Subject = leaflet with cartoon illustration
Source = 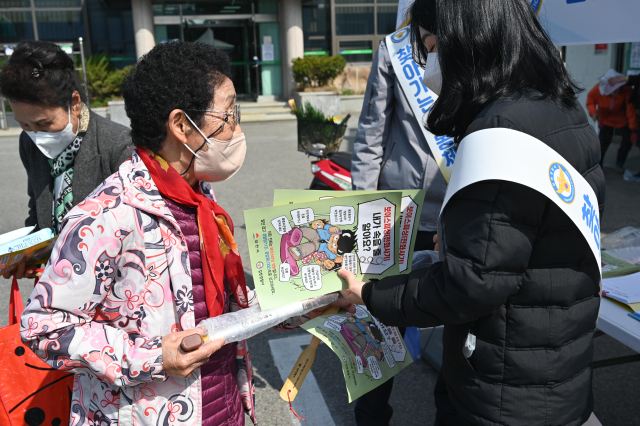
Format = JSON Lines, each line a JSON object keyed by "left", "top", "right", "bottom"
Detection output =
{"left": 273, "top": 189, "right": 425, "bottom": 274}
{"left": 244, "top": 192, "right": 403, "bottom": 310}
{"left": 301, "top": 304, "right": 413, "bottom": 402}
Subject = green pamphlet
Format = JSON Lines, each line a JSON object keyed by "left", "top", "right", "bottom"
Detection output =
{"left": 602, "top": 252, "right": 640, "bottom": 279}
{"left": 301, "top": 305, "right": 413, "bottom": 402}
{"left": 244, "top": 192, "right": 403, "bottom": 310}
{"left": 273, "top": 189, "right": 425, "bottom": 274}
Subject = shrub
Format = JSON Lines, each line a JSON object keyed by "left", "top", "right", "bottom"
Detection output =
{"left": 85, "top": 52, "right": 133, "bottom": 107}
{"left": 295, "top": 101, "right": 333, "bottom": 122}
{"left": 292, "top": 55, "right": 347, "bottom": 90}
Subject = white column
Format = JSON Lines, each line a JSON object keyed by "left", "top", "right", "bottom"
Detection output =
{"left": 279, "top": 0, "right": 304, "bottom": 99}
{"left": 131, "top": 0, "right": 156, "bottom": 60}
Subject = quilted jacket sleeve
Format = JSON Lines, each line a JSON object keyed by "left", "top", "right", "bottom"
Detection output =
{"left": 363, "top": 179, "right": 546, "bottom": 327}
{"left": 362, "top": 114, "right": 549, "bottom": 328}
{"left": 20, "top": 187, "right": 166, "bottom": 387}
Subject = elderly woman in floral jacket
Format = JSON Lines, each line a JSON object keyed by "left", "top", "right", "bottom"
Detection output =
{"left": 20, "top": 41, "right": 349, "bottom": 426}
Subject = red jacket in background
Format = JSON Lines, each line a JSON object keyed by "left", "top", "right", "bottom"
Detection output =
{"left": 586, "top": 84, "right": 638, "bottom": 130}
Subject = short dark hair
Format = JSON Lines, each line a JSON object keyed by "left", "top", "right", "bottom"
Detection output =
{"left": 368, "top": 321, "right": 384, "bottom": 343}
{"left": 411, "top": 0, "right": 582, "bottom": 143}
{"left": 337, "top": 229, "right": 357, "bottom": 255}
{"left": 0, "top": 40, "right": 85, "bottom": 107}
{"left": 122, "top": 41, "right": 232, "bottom": 152}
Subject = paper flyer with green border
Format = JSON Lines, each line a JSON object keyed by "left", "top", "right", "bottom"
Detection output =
{"left": 244, "top": 192, "right": 403, "bottom": 310}
{"left": 301, "top": 305, "right": 413, "bottom": 402}
{"left": 601, "top": 252, "right": 640, "bottom": 279}
{"left": 273, "top": 189, "right": 426, "bottom": 274}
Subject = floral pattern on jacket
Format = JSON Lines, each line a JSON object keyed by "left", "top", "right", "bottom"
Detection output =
{"left": 20, "top": 151, "right": 308, "bottom": 426}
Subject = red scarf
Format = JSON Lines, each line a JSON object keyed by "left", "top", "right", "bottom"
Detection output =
{"left": 137, "top": 148, "right": 249, "bottom": 318}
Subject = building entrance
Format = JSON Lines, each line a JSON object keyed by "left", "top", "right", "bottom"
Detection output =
{"left": 183, "top": 18, "right": 258, "bottom": 98}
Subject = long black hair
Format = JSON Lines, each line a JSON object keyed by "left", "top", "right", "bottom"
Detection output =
{"left": 410, "top": 0, "right": 582, "bottom": 143}
{"left": 409, "top": 0, "right": 437, "bottom": 68}
{"left": 0, "top": 40, "right": 86, "bottom": 107}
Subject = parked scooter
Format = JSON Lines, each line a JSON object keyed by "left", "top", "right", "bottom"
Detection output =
{"left": 309, "top": 151, "right": 352, "bottom": 190}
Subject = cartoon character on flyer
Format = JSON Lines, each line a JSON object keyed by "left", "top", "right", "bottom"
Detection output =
{"left": 280, "top": 219, "right": 356, "bottom": 275}
{"left": 339, "top": 315, "right": 384, "bottom": 368}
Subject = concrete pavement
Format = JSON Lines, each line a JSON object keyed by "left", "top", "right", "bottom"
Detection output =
{"left": 0, "top": 121, "right": 639, "bottom": 425}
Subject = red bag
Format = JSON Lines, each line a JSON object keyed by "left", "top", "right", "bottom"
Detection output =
{"left": 0, "top": 276, "right": 73, "bottom": 426}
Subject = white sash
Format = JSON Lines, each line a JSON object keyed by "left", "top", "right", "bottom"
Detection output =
{"left": 440, "top": 128, "right": 602, "bottom": 273}
{"left": 386, "top": 27, "right": 456, "bottom": 182}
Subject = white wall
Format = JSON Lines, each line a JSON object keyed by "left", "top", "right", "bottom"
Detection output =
{"left": 565, "top": 45, "right": 616, "bottom": 128}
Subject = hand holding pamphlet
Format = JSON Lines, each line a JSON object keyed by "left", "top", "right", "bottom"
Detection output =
{"left": 0, "top": 226, "right": 57, "bottom": 276}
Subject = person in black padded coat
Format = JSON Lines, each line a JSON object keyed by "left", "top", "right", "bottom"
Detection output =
{"left": 339, "top": 0, "right": 605, "bottom": 425}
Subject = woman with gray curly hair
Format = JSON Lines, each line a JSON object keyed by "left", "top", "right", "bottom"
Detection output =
{"left": 20, "top": 41, "right": 351, "bottom": 426}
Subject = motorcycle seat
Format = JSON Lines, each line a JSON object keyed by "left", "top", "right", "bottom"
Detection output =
{"left": 327, "top": 151, "right": 352, "bottom": 172}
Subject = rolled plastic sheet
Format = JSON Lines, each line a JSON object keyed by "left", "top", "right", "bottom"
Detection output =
{"left": 198, "top": 292, "right": 340, "bottom": 344}
{"left": 198, "top": 251, "right": 440, "bottom": 344}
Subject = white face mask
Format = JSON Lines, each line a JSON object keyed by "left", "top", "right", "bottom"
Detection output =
{"left": 422, "top": 52, "right": 443, "bottom": 96}
{"left": 26, "top": 106, "right": 78, "bottom": 159}
{"left": 183, "top": 111, "right": 247, "bottom": 182}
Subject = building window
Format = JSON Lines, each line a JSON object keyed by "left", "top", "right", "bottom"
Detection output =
{"left": 87, "top": 0, "right": 135, "bottom": 65}
{"left": 339, "top": 39, "right": 372, "bottom": 62}
{"left": 0, "top": 0, "right": 85, "bottom": 50}
{"left": 303, "top": 0, "right": 331, "bottom": 55}
{"left": 0, "top": 11, "right": 34, "bottom": 42}
{"left": 34, "top": 0, "right": 82, "bottom": 7}
{"left": 335, "top": 6, "right": 374, "bottom": 36}
{"left": 377, "top": 5, "right": 397, "bottom": 35}
{"left": 36, "top": 10, "right": 84, "bottom": 41}
{"left": 332, "top": 0, "right": 401, "bottom": 62}
{"left": 0, "top": 0, "right": 31, "bottom": 7}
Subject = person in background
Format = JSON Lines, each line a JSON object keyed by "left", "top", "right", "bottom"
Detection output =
{"left": 351, "top": 20, "right": 446, "bottom": 254}
{"left": 609, "top": 74, "right": 640, "bottom": 113}
{"left": 349, "top": 3, "right": 451, "bottom": 425}
{"left": 0, "top": 40, "right": 131, "bottom": 279}
{"left": 340, "top": 0, "right": 604, "bottom": 424}
{"left": 586, "top": 81, "right": 638, "bottom": 169}
{"left": 610, "top": 73, "right": 640, "bottom": 129}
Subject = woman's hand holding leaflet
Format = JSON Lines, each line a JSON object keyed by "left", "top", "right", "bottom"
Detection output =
{"left": 2, "top": 262, "right": 44, "bottom": 279}
{"left": 162, "top": 327, "right": 226, "bottom": 378}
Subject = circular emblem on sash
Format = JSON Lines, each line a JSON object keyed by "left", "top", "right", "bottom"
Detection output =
{"left": 549, "top": 162, "right": 575, "bottom": 204}
{"left": 390, "top": 28, "right": 409, "bottom": 43}
{"left": 530, "top": 0, "right": 543, "bottom": 16}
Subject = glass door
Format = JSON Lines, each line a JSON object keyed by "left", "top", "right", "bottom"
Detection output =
{"left": 182, "top": 18, "right": 257, "bottom": 98}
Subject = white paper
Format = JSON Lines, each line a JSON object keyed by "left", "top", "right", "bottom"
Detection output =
{"left": 261, "top": 44, "right": 275, "bottom": 62}
{"left": 598, "top": 69, "right": 626, "bottom": 96}
{"left": 0, "top": 226, "right": 35, "bottom": 246}
{"left": 603, "top": 272, "right": 640, "bottom": 304}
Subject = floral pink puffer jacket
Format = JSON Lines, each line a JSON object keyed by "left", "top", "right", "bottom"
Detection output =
{"left": 20, "top": 152, "right": 303, "bottom": 425}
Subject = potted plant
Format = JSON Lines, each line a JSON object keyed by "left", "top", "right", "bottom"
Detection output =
{"left": 293, "top": 101, "right": 350, "bottom": 156}
{"left": 291, "top": 55, "right": 346, "bottom": 119}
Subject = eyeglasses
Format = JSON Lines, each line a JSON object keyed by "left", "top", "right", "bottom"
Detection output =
{"left": 196, "top": 104, "right": 241, "bottom": 126}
